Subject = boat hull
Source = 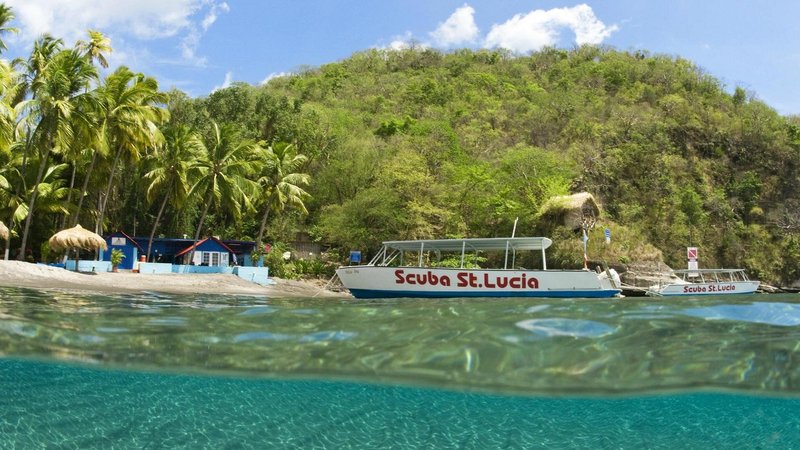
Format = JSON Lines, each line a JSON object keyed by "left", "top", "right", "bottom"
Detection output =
{"left": 650, "top": 281, "right": 760, "bottom": 296}
{"left": 336, "top": 266, "right": 620, "bottom": 299}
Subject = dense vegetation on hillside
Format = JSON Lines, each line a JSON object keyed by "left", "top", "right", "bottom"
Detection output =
{"left": 2, "top": 3, "right": 800, "bottom": 284}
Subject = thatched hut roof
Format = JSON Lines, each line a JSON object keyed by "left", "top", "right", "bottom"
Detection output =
{"left": 0, "top": 221, "right": 7, "bottom": 241}
{"left": 48, "top": 224, "right": 108, "bottom": 252}
{"left": 538, "top": 192, "right": 601, "bottom": 231}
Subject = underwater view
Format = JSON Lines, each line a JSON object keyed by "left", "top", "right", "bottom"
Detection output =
{"left": 1, "top": 287, "right": 799, "bottom": 448}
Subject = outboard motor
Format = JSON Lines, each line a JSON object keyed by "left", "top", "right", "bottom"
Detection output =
{"left": 608, "top": 268, "right": 621, "bottom": 289}
{"left": 597, "top": 267, "right": 621, "bottom": 291}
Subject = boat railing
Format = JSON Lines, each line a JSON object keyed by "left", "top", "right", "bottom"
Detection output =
{"left": 368, "top": 249, "right": 535, "bottom": 270}
{"left": 367, "top": 247, "right": 384, "bottom": 266}
{"left": 363, "top": 237, "right": 554, "bottom": 271}
{"left": 672, "top": 268, "right": 750, "bottom": 283}
{"left": 377, "top": 249, "right": 401, "bottom": 267}
{"left": 368, "top": 247, "right": 403, "bottom": 267}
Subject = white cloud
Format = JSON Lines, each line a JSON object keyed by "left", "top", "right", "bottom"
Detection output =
{"left": 212, "top": 71, "right": 233, "bottom": 92}
{"left": 385, "top": 31, "right": 414, "bottom": 51}
{"left": 379, "top": 31, "right": 430, "bottom": 51}
{"left": 261, "top": 72, "right": 291, "bottom": 84}
{"left": 380, "top": 4, "right": 615, "bottom": 54}
{"left": 180, "top": 26, "right": 207, "bottom": 66}
{"left": 430, "top": 4, "right": 479, "bottom": 47}
{"left": 202, "top": 1, "right": 230, "bottom": 31}
{"left": 484, "top": 4, "right": 617, "bottom": 53}
{"left": 5, "top": 0, "right": 229, "bottom": 66}
{"left": 388, "top": 40, "right": 411, "bottom": 51}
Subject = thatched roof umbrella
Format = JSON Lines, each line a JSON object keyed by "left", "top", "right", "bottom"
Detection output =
{"left": 49, "top": 224, "right": 108, "bottom": 271}
{"left": 538, "top": 192, "right": 601, "bottom": 231}
{"left": 538, "top": 192, "right": 603, "bottom": 270}
{"left": 0, "top": 221, "right": 8, "bottom": 241}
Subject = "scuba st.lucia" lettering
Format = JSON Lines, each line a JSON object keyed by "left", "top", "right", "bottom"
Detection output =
{"left": 394, "top": 270, "right": 539, "bottom": 289}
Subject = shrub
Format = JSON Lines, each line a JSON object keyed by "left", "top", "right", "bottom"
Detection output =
{"left": 110, "top": 249, "right": 125, "bottom": 267}
{"left": 262, "top": 243, "right": 294, "bottom": 278}
{"left": 292, "top": 257, "right": 337, "bottom": 278}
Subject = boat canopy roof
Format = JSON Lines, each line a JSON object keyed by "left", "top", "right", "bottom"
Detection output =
{"left": 672, "top": 268, "right": 747, "bottom": 274}
{"left": 381, "top": 237, "right": 553, "bottom": 252}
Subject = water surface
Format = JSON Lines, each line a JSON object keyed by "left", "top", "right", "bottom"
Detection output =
{"left": 1, "top": 287, "right": 799, "bottom": 448}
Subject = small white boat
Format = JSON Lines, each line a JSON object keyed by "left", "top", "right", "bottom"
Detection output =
{"left": 646, "top": 268, "right": 760, "bottom": 296}
{"left": 335, "top": 237, "right": 621, "bottom": 299}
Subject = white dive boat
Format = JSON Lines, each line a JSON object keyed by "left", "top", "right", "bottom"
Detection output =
{"left": 336, "top": 237, "right": 621, "bottom": 299}
{"left": 647, "top": 268, "right": 760, "bottom": 296}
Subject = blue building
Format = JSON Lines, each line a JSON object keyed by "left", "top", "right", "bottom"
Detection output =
{"left": 174, "top": 237, "right": 238, "bottom": 266}
{"left": 102, "top": 233, "right": 256, "bottom": 269}
{"left": 104, "top": 231, "right": 144, "bottom": 270}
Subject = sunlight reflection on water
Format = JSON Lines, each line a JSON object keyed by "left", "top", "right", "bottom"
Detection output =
{"left": 515, "top": 318, "right": 616, "bottom": 338}
{"left": 681, "top": 302, "right": 800, "bottom": 326}
{"left": 1, "top": 287, "right": 799, "bottom": 396}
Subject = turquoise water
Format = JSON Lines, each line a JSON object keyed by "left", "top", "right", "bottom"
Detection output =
{"left": 1, "top": 287, "right": 799, "bottom": 448}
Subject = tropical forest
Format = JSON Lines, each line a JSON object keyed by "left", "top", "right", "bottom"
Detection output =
{"left": 1, "top": 4, "right": 800, "bottom": 286}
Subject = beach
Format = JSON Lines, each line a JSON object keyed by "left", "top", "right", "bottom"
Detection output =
{"left": 0, "top": 260, "right": 346, "bottom": 297}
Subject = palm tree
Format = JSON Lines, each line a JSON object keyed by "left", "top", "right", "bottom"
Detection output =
{"left": 0, "top": 57, "right": 19, "bottom": 259}
{"left": 254, "top": 142, "right": 311, "bottom": 251}
{"left": 0, "top": 4, "right": 18, "bottom": 54}
{"left": 62, "top": 122, "right": 101, "bottom": 228}
{"left": 60, "top": 30, "right": 112, "bottom": 228}
{"left": 143, "top": 125, "right": 202, "bottom": 260}
{"left": 15, "top": 45, "right": 97, "bottom": 260}
{"left": 0, "top": 152, "right": 72, "bottom": 260}
{"left": 16, "top": 35, "right": 63, "bottom": 179}
{"left": 76, "top": 30, "right": 112, "bottom": 69}
{"left": 0, "top": 150, "right": 24, "bottom": 260}
{"left": 24, "top": 162, "right": 72, "bottom": 217}
{"left": 20, "top": 35, "right": 63, "bottom": 88}
{"left": 0, "top": 53, "right": 21, "bottom": 157}
{"left": 186, "top": 122, "right": 258, "bottom": 264}
{"left": 94, "top": 66, "right": 168, "bottom": 235}
{"left": 0, "top": 6, "right": 18, "bottom": 157}
{"left": 70, "top": 92, "right": 107, "bottom": 227}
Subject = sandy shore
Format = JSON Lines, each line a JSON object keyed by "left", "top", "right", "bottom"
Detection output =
{"left": 0, "top": 260, "right": 348, "bottom": 298}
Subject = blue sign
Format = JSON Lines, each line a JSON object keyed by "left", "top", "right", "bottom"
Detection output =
{"left": 604, "top": 228, "right": 611, "bottom": 238}
{"left": 349, "top": 250, "right": 362, "bottom": 264}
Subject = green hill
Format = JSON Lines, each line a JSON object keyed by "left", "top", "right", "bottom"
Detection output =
{"left": 10, "top": 41, "right": 798, "bottom": 285}
{"left": 169, "top": 46, "right": 800, "bottom": 284}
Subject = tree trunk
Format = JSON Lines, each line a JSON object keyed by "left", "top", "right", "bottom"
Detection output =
{"left": 187, "top": 189, "right": 213, "bottom": 266}
{"left": 11, "top": 134, "right": 34, "bottom": 261}
{"left": 146, "top": 188, "right": 171, "bottom": 261}
{"left": 255, "top": 192, "right": 277, "bottom": 250}
{"left": 3, "top": 211, "right": 13, "bottom": 260}
{"left": 255, "top": 206, "right": 272, "bottom": 251}
{"left": 96, "top": 146, "right": 123, "bottom": 235}
{"left": 20, "top": 133, "right": 32, "bottom": 182}
{"left": 73, "top": 150, "right": 98, "bottom": 226}
{"left": 60, "top": 163, "right": 78, "bottom": 229}
{"left": 18, "top": 148, "right": 51, "bottom": 260}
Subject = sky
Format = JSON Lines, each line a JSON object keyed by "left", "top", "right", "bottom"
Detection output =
{"left": 4, "top": 1, "right": 799, "bottom": 115}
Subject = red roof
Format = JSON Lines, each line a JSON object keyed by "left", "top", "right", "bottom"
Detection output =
{"left": 106, "top": 230, "right": 145, "bottom": 252}
{"left": 175, "top": 237, "right": 237, "bottom": 257}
